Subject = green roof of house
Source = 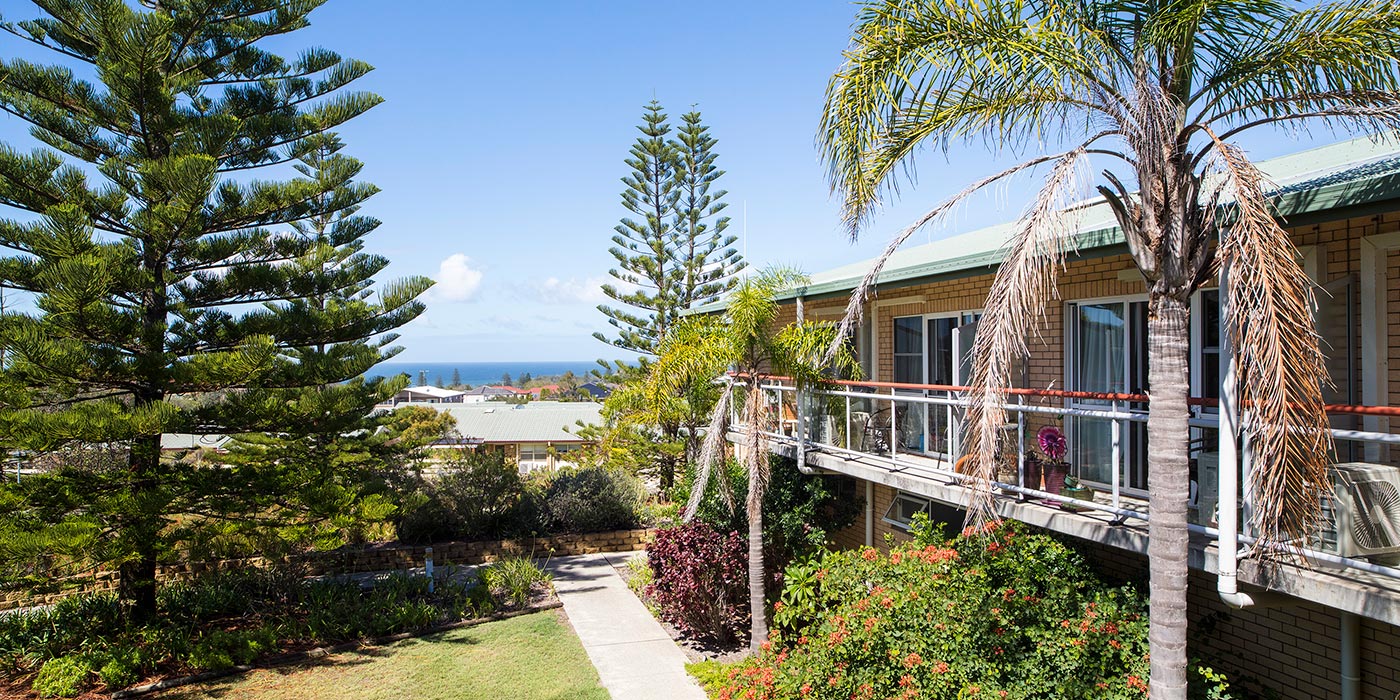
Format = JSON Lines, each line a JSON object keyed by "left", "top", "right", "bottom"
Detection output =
{"left": 692, "top": 133, "right": 1400, "bottom": 311}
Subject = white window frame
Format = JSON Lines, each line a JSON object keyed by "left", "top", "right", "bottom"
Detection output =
{"left": 518, "top": 443, "right": 550, "bottom": 471}
{"left": 890, "top": 310, "right": 981, "bottom": 461}
{"left": 882, "top": 491, "right": 933, "bottom": 531}
{"left": 1064, "top": 293, "right": 1150, "bottom": 495}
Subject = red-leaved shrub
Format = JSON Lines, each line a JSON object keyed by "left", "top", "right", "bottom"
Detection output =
{"left": 645, "top": 522, "right": 748, "bottom": 643}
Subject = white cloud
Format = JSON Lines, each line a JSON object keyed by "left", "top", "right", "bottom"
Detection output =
{"left": 431, "top": 253, "right": 483, "bottom": 302}
{"left": 533, "top": 275, "right": 614, "bottom": 304}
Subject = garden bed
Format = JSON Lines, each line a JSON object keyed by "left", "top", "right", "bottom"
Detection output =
{"left": 0, "top": 558, "right": 555, "bottom": 699}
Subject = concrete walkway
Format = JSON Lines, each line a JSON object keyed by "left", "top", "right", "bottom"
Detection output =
{"left": 547, "top": 552, "right": 708, "bottom": 700}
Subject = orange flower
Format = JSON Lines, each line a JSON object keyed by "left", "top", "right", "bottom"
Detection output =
{"left": 903, "top": 652, "right": 923, "bottom": 668}
{"left": 1127, "top": 675, "right": 1148, "bottom": 693}
{"left": 933, "top": 661, "right": 950, "bottom": 674}
{"left": 890, "top": 551, "right": 903, "bottom": 564}
{"left": 800, "top": 684, "right": 812, "bottom": 695}
{"left": 862, "top": 548, "right": 879, "bottom": 561}
{"left": 899, "top": 674, "right": 915, "bottom": 688}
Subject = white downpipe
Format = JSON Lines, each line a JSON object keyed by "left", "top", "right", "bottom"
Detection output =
{"left": 865, "top": 481, "right": 874, "bottom": 547}
{"left": 1214, "top": 265, "right": 1299, "bottom": 615}
{"left": 1216, "top": 262, "right": 1253, "bottom": 608}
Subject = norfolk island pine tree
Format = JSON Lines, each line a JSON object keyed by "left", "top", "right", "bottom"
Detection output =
{"left": 596, "top": 102, "right": 746, "bottom": 488}
{"left": 0, "top": 0, "right": 429, "bottom": 621}
{"left": 819, "top": 1, "right": 1400, "bottom": 696}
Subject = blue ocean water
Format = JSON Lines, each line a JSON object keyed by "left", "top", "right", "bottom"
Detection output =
{"left": 365, "top": 361, "right": 613, "bottom": 388}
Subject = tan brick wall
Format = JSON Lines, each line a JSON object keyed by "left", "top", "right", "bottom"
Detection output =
{"left": 805, "top": 209, "right": 1400, "bottom": 698}
{"left": 0, "top": 529, "right": 654, "bottom": 612}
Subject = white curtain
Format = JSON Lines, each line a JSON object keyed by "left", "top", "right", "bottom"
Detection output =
{"left": 1073, "top": 303, "right": 1125, "bottom": 484}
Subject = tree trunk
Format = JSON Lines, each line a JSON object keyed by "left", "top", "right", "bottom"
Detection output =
{"left": 1146, "top": 292, "right": 1191, "bottom": 698}
{"left": 120, "top": 433, "right": 163, "bottom": 622}
{"left": 743, "top": 385, "right": 769, "bottom": 652}
{"left": 746, "top": 478, "right": 767, "bottom": 651}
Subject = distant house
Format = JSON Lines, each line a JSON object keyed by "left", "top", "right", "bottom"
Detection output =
{"left": 390, "top": 385, "right": 467, "bottom": 405}
{"left": 461, "top": 385, "right": 518, "bottom": 403}
{"left": 525, "top": 384, "right": 561, "bottom": 398}
{"left": 577, "top": 381, "right": 611, "bottom": 399}
{"left": 160, "top": 433, "right": 230, "bottom": 453}
{"left": 426, "top": 401, "right": 603, "bottom": 473}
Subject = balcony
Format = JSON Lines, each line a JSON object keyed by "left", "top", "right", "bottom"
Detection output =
{"left": 734, "top": 375, "right": 1400, "bottom": 625}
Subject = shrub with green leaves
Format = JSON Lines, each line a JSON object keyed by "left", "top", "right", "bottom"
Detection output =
{"left": 185, "top": 627, "right": 279, "bottom": 672}
{"left": 678, "top": 456, "right": 861, "bottom": 576}
{"left": 541, "top": 465, "right": 644, "bottom": 534}
{"left": 717, "top": 518, "right": 1236, "bottom": 700}
{"left": 395, "top": 449, "right": 541, "bottom": 544}
{"left": 32, "top": 655, "right": 93, "bottom": 698}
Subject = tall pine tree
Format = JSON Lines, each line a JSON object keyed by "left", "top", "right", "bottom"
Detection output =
{"left": 672, "top": 109, "right": 744, "bottom": 310}
{"left": 595, "top": 102, "right": 744, "bottom": 356}
{"left": 209, "top": 133, "right": 433, "bottom": 553}
{"left": 0, "top": 1, "right": 426, "bottom": 619}
{"left": 595, "top": 100, "right": 679, "bottom": 355}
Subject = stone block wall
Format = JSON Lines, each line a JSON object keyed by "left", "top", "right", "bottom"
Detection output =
{"left": 0, "top": 528, "right": 653, "bottom": 612}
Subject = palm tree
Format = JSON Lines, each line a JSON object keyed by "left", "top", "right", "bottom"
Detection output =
{"left": 649, "top": 268, "right": 857, "bottom": 651}
{"left": 819, "top": 1, "right": 1400, "bottom": 695}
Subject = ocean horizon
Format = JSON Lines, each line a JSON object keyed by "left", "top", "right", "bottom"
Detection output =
{"left": 364, "top": 360, "right": 620, "bottom": 388}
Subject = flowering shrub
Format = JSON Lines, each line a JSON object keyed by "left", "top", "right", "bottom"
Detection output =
{"left": 646, "top": 522, "right": 749, "bottom": 643}
{"left": 714, "top": 518, "right": 1235, "bottom": 699}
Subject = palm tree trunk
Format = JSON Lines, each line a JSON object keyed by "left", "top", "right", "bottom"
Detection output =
{"left": 747, "top": 483, "right": 766, "bottom": 651}
{"left": 743, "top": 384, "right": 769, "bottom": 652}
{"left": 1146, "top": 292, "right": 1191, "bottom": 698}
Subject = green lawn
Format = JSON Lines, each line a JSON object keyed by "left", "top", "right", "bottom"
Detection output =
{"left": 158, "top": 611, "right": 609, "bottom": 700}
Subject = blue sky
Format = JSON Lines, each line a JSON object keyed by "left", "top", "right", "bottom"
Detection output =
{"left": 0, "top": 2, "right": 1331, "bottom": 363}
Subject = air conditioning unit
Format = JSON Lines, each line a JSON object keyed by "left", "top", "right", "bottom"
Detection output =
{"left": 1195, "top": 451, "right": 1220, "bottom": 526}
{"left": 1315, "top": 462, "right": 1400, "bottom": 560}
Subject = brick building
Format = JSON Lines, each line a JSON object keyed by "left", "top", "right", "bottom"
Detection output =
{"left": 703, "top": 134, "right": 1400, "bottom": 698}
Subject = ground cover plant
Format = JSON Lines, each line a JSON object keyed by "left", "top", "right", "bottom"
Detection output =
{"left": 152, "top": 610, "right": 607, "bottom": 700}
{"left": 0, "top": 559, "right": 551, "bottom": 698}
{"left": 710, "top": 517, "right": 1239, "bottom": 700}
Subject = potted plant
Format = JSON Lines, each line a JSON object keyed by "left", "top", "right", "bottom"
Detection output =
{"left": 1037, "top": 425, "right": 1070, "bottom": 504}
{"left": 1060, "top": 474, "right": 1096, "bottom": 512}
{"left": 1021, "top": 452, "right": 1044, "bottom": 497}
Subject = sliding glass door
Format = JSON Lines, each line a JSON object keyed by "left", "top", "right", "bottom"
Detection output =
{"left": 892, "top": 312, "right": 979, "bottom": 461}
{"left": 1068, "top": 300, "right": 1148, "bottom": 490}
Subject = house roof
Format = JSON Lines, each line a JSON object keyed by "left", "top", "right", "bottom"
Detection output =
{"left": 463, "top": 385, "right": 516, "bottom": 396}
{"left": 427, "top": 401, "right": 603, "bottom": 444}
{"left": 399, "top": 385, "right": 467, "bottom": 399}
{"left": 690, "top": 133, "right": 1400, "bottom": 310}
{"left": 161, "top": 433, "right": 230, "bottom": 451}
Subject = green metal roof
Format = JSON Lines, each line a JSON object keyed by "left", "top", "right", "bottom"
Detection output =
{"left": 424, "top": 401, "right": 602, "bottom": 443}
{"left": 691, "top": 133, "right": 1400, "bottom": 311}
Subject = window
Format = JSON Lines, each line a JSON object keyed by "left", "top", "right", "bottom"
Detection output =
{"left": 1194, "top": 290, "right": 1221, "bottom": 402}
{"left": 882, "top": 491, "right": 932, "bottom": 530}
{"left": 893, "top": 316, "right": 923, "bottom": 384}
{"left": 1067, "top": 299, "right": 1149, "bottom": 491}
{"left": 518, "top": 444, "right": 549, "bottom": 469}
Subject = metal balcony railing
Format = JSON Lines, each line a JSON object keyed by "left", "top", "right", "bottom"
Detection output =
{"left": 732, "top": 374, "right": 1400, "bottom": 584}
